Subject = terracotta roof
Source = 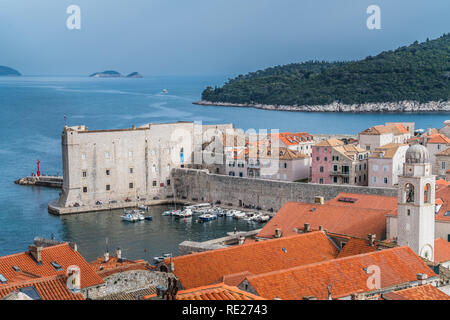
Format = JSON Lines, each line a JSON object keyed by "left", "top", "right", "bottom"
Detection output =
{"left": 436, "top": 147, "right": 450, "bottom": 156}
{"left": 382, "top": 284, "right": 450, "bottom": 300}
{"left": 221, "top": 271, "right": 254, "bottom": 287}
{"left": 370, "top": 143, "right": 407, "bottom": 159}
{"left": 257, "top": 202, "right": 389, "bottom": 240}
{"left": 165, "top": 232, "right": 339, "bottom": 289}
{"left": 314, "top": 139, "right": 344, "bottom": 147}
{"left": 336, "top": 238, "right": 378, "bottom": 258}
{"left": 256, "top": 147, "right": 308, "bottom": 160}
{"left": 175, "top": 283, "right": 266, "bottom": 300}
{"left": 243, "top": 246, "right": 437, "bottom": 300}
{"left": 0, "top": 243, "right": 104, "bottom": 290}
{"left": 325, "top": 193, "right": 398, "bottom": 211}
{"left": 426, "top": 133, "right": 450, "bottom": 144}
{"left": 333, "top": 144, "right": 367, "bottom": 159}
{"left": 271, "top": 132, "right": 314, "bottom": 146}
{"left": 434, "top": 238, "right": 450, "bottom": 264}
{"left": 90, "top": 255, "right": 152, "bottom": 278}
{"left": 0, "top": 275, "right": 84, "bottom": 300}
{"left": 360, "top": 124, "right": 409, "bottom": 136}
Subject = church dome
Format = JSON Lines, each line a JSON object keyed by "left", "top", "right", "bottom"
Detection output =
{"left": 405, "top": 144, "right": 429, "bottom": 164}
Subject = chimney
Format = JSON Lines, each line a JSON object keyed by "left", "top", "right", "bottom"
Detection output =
{"left": 417, "top": 273, "right": 428, "bottom": 285}
{"left": 116, "top": 248, "right": 122, "bottom": 260}
{"left": 29, "top": 245, "right": 43, "bottom": 264}
{"left": 274, "top": 228, "right": 282, "bottom": 238}
{"left": 104, "top": 251, "right": 110, "bottom": 263}
{"left": 368, "top": 234, "right": 376, "bottom": 246}
{"left": 238, "top": 236, "right": 245, "bottom": 245}
{"left": 304, "top": 223, "right": 310, "bottom": 233}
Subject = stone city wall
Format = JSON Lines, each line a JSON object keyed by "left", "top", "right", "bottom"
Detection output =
{"left": 172, "top": 169, "right": 397, "bottom": 212}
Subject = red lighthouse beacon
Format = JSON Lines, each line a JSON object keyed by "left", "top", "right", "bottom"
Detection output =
{"left": 36, "top": 160, "right": 41, "bottom": 177}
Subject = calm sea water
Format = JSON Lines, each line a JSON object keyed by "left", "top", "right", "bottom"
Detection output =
{"left": 0, "top": 75, "right": 448, "bottom": 261}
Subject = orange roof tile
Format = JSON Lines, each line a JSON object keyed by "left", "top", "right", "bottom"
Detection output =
{"left": 326, "top": 193, "right": 397, "bottom": 211}
{"left": 382, "top": 284, "right": 450, "bottom": 300}
{"left": 314, "top": 139, "right": 344, "bottom": 147}
{"left": 434, "top": 238, "right": 450, "bottom": 264}
{"left": 176, "top": 283, "right": 266, "bottom": 300}
{"left": 426, "top": 133, "right": 450, "bottom": 144}
{"left": 0, "top": 243, "right": 104, "bottom": 290}
{"left": 360, "top": 124, "right": 409, "bottom": 136}
{"left": 165, "top": 232, "right": 339, "bottom": 289}
{"left": 243, "top": 247, "right": 437, "bottom": 300}
{"left": 0, "top": 275, "right": 84, "bottom": 300}
{"left": 257, "top": 202, "right": 389, "bottom": 240}
{"left": 336, "top": 238, "right": 378, "bottom": 258}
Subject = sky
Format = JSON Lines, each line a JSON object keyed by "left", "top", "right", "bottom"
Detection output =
{"left": 0, "top": 0, "right": 449, "bottom": 76}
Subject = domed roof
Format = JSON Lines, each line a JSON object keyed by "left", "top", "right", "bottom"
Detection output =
{"left": 405, "top": 144, "right": 429, "bottom": 164}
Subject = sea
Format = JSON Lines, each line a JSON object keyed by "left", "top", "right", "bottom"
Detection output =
{"left": 0, "top": 75, "right": 448, "bottom": 261}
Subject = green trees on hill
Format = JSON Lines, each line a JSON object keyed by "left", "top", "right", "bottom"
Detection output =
{"left": 202, "top": 34, "right": 450, "bottom": 107}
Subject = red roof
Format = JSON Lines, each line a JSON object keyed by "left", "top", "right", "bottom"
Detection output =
{"left": 383, "top": 284, "right": 449, "bottom": 300}
{"left": 166, "top": 232, "right": 339, "bottom": 289}
{"left": 90, "top": 256, "right": 153, "bottom": 278}
{"left": 326, "top": 193, "right": 397, "bottom": 211}
{"left": 426, "top": 133, "right": 450, "bottom": 144}
{"left": 176, "top": 283, "right": 266, "bottom": 300}
{"left": 0, "top": 275, "right": 84, "bottom": 300}
{"left": 434, "top": 238, "right": 450, "bottom": 264}
{"left": 0, "top": 243, "right": 104, "bottom": 290}
{"left": 257, "top": 202, "right": 389, "bottom": 240}
{"left": 243, "top": 246, "right": 437, "bottom": 300}
{"left": 337, "top": 238, "right": 378, "bottom": 258}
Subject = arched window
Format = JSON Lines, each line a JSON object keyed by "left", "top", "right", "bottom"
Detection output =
{"left": 424, "top": 183, "right": 432, "bottom": 203}
{"left": 405, "top": 183, "right": 415, "bottom": 203}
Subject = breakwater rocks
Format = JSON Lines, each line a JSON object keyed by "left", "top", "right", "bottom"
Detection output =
{"left": 194, "top": 100, "right": 450, "bottom": 113}
{"left": 15, "top": 176, "right": 63, "bottom": 188}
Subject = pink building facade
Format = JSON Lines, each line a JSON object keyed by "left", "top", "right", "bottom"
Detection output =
{"left": 311, "top": 139, "right": 344, "bottom": 184}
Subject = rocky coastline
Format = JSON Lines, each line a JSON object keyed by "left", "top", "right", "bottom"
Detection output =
{"left": 194, "top": 100, "right": 450, "bottom": 113}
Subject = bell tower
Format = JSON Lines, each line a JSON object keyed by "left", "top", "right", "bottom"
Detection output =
{"left": 397, "top": 144, "right": 435, "bottom": 261}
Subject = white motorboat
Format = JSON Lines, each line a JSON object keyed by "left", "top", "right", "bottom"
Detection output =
{"left": 199, "top": 213, "right": 217, "bottom": 221}
{"left": 225, "top": 210, "right": 235, "bottom": 217}
{"left": 121, "top": 212, "right": 138, "bottom": 222}
{"left": 233, "top": 211, "right": 246, "bottom": 219}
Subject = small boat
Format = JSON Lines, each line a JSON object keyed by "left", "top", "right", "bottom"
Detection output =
{"left": 225, "top": 210, "right": 235, "bottom": 217}
{"left": 180, "top": 208, "right": 193, "bottom": 217}
{"left": 138, "top": 205, "right": 149, "bottom": 211}
{"left": 163, "top": 253, "right": 171, "bottom": 259}
{"left": 121, "top": 213, "right": 138, "bottom": 222}
{"left": 162, "top": 89, "right": 168, "bottom": 94}
{"left": 199, "top": 213, "right": 217, "bottom": 221}
{"left": 145, "top": 216, "right": 153, "bottom": 221}
{"left": 153, "top": 256, "right": 164, "bottom": 264}
{"left": 258, "top": 215, "right": 270, "bottom": 222}
{"left": 233, "top": 211, "right": 246, "bottom": 219}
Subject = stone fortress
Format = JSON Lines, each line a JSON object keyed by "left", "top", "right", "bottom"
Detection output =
{"left": 49, "top": 121, "right": 233, "bottom": 214}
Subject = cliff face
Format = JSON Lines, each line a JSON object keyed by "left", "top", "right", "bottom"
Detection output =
{"left": 194, "top": 100, "right": 450, "bottom": 113}
{"left": 0, "top": 66, "right": 21, "bottom": 76}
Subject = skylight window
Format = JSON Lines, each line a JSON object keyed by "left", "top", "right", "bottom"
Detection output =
{"left": 0, "top": 274, "right": 8, "bottom": 284}
{"left": 445, "top": 211, "right": 450, "bottom": 217}
{"left": 51, "top": 261, "right": 63, "bottom": 271}
{"left": 12, "top": 266, "right": 20, "bottom": 272}
{"left": 19, "top": 286, "right": 42, "bottom": 300}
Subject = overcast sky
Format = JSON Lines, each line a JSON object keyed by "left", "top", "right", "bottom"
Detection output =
{"left": 0, "top": 0, "right": 448, "bottom": 76}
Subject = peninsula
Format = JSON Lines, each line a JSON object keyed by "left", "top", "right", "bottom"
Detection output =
{"left": 0, "top": 66, "right": 21, "bottom": 76}
{"left": 198, "top": 33, "right": 450, "bottom": 113}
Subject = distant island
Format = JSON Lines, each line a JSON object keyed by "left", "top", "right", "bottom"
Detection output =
{"left": 0, "top": 66, "right": 21, "bottom": 76}
{"left": 198, "top": 33, "right": 450, "bottom": 112}
{"left": 89, "top": 70, "right": 143, "bottom": 78}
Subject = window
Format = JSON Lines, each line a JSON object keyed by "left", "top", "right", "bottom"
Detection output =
{"left": 442, "top": 162, "right": 446, "bottom": 170}
{"left": 342, "top": 166, "right": 349, "bottom": 174}
{"left": 152, "top": 165, "right": 156, "bottom": 173}
{"left": 82, "top": 171, "right": 87, "bottom": 178}
{"left": 343, "top": 177, "right": 349, "bottom": 184}
{"left": 364, "top": 163, "right": 367, "bottom": 170}
{"left": 366, "top": 146, "right": 370, "bottom": 151}
{"left": 319, "top": 178, "right": 323, "bottom": 184}
{"left": 335, "top": 156, "right": 339, "bottom": 161}
{"left": 407, "top": 209, "right": 410, "bottom": 216}
{"left": 105, "top": 152, "right": 110, "bottom": 159}
{"left": 373, "top": 165, "right": 378, "bottom": 172}
{"left": 129, "top": 182, "right": 134, "bottom": 189}
{"left": 324, "top": 147, "right": 328, "bottom": 152}
{"left": 333, "top": 176, "right": 337, "bottom": 183}
{"left": 384, "top": 177, "right": 388, "bottom": 184}
{"left": 373, "top": 177, "right": 377, "bottom": 183}
{"left": 239, "top": 172, "right": 243, "bottom": 177}
{"left": 316, "top": 157, "right": 320, "bottom": 161}
{"left": 283, "top": 174, "right": 287, "bottom": 180}
{"left": 405, "top": 183, "right": 415, "bottom": 203}
{"left": 333, "top": 165, "right": 338, "bottom": 172}
{"left": 284, "top": 163, "right": 287, "bottom": 169}
{"left": 106, "top": 184, "right": 110, "bottom": 191}
{"left": 383, "top": 165, "right": 388, "bottom": 172}
{"left": 320, "top": 166, "right": 324, "bottom": 173}
{"left": 106, "top": 169, "right": 110, "bottom": 176}
{"left": 153, "top": 181, "right": 157, "bottom": 186}
{"left": 0, "top": 274, "right": 8, "bottom": 284}
{"left": 129, "top": 151, "right": 133, "bottom": 159}
{"left": 324, "top": 157, "right": 327, "bottom": 161}
{"left": 438, "top": 145, "right": 441, "bottom": 150}
{"left": 83, "top": 187, "right": 87, "bottom": 193}
{"left": 167, "top": 179, "right": 171, "bottom": 186}
{"left": 129, "top": 168, "right": 133, "bottom": 174}
{"left": 81, "top": 153, "right": 86, "bottom": 160}
{"left": 51, "top": 261, "right": 63, "bottom": 271}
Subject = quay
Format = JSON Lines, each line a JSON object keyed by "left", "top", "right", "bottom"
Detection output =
{"left": 15, "top": 175, "right": 63, "bottom": 188}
